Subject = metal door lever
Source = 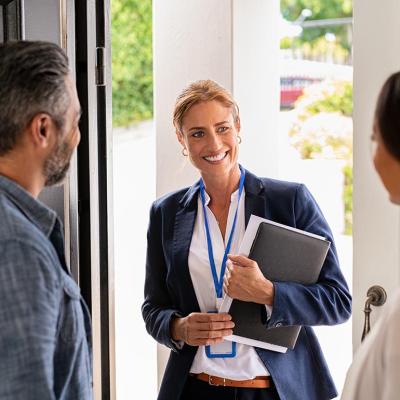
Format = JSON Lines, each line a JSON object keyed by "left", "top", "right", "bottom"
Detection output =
{"left": 361, "top": 285, "right": 387, "bottom": 342}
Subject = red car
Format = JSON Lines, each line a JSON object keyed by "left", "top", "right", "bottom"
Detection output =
{"left": 280, "top": 76, "right": 321, "bottom": 109}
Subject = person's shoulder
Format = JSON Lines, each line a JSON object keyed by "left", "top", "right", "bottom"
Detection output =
{"left": 0, "top": 192, "right": 19, "bottom": 239}
{"left": 0, "top": 193, "right": 61, "bottom": 277}
{"left": 152, "top": 185, "right": 195, "bottom": 212}
{"left": 0, "top": 237, "right": 63, "bottom": 288}
{"left": 0, "top": 192, "right": 48, "bottom": 244}
{"left": 384, "top": 289, "right": 400, "bottom": 322}
{"left": 259, "top": 176, "right": 302, "bottom": 192}
{"left": 252, "top": 173, "right": 304, "bottom": 201}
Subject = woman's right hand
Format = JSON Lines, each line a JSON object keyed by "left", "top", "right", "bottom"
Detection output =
{"left": 171, "top": 313, "right": 234, "bottom": 346}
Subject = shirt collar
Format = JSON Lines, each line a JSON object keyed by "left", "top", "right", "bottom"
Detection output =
{"left": 0, "top": 175, "right": 57, "bottom": 238}
{"left": 201, "top": 188, "right": 241, "bottom": 206}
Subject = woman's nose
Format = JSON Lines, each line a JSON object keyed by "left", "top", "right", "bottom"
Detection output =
{"left": 207, "top": 131, "right": 222, "bottom": 150}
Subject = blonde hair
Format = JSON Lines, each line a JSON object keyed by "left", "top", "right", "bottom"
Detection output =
{"left": 173, "top": 79, "right": 239, "bottom": 133}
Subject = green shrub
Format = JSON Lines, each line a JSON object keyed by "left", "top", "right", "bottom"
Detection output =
{"left": 305, "top": 80, "right": 352, "bottom": 116}
{"left": 112, "top": 0, "right": 153, "bottom": 127}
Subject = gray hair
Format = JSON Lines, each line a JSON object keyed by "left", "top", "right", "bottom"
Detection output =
{"left": 0, "top": 41, "right": 70, "bottom": 155}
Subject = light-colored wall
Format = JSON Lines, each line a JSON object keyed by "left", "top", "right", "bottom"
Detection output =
{"left": 154, "top": 0, "right": 234, "bottom": 196}
{"left": 153, "top": 0, "right": 279, "bottom": 387}
{"left": 232, "top": 0, "right": 280, "bottom": 178}
{"left": 353, "top": 0, "right": 400, "bottom": 352}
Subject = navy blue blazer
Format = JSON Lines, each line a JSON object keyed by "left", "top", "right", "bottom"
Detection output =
{"left": 142, "top": 168, "right": 352, "bottom": 400}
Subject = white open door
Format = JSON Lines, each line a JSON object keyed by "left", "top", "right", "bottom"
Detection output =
{"left": 353, "top": 0, "right": 400, "bottom": 353}
{"left": 0, "top": 2, "right": 115, "bottom": 399}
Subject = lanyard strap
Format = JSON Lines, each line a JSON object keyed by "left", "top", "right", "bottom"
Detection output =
{"left": 200, "top": 166, "right": 245, "bottom": 298}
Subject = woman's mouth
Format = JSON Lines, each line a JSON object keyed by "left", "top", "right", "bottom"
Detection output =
{"left": 203, "top": 151, "right": 228, "bottom": 162}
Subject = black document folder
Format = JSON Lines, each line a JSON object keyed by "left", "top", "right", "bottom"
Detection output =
{"left": 229, "top": 220, "right": 331, "bottom": 349}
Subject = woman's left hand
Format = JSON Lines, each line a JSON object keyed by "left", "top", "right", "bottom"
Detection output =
{"left": 223, "top": 254, "right": 274, "bottom": 306}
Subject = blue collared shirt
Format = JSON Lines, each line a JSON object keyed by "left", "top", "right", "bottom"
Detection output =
{"left": 0, "top": 176, "right": 92, "bottom": 400}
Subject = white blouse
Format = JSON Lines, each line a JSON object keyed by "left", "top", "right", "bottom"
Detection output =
{"left": 341, "top": 289, "right": 400, "bottom": 400}
{"left": 188, "top": 188, "right": 269, "bottom": 380}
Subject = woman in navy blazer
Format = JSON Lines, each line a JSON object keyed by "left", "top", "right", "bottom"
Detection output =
{"left": 142, "top": 80, "right": 351, "bottom": 400}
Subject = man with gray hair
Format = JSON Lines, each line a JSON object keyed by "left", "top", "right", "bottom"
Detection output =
{"left": 0, "top": 41, "right": 92, "bottom": 399}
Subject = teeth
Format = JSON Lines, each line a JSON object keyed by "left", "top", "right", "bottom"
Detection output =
{"left": 204, "top": 152, "right": 227, "bottom": 162}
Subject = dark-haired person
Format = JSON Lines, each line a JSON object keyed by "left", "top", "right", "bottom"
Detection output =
{"left": 341, "top": 72, "right": 400, "bottom": 400}
{"left": 0, "top": 41, "right": 92, "bottom": 399}
{"left": 142, "top": 79, "right": 351, "bottom": 400}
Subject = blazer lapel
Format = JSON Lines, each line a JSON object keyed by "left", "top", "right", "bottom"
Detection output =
{"left": 172, "top": 181, "right": 201, "bottom": 314}
{"left": 244, "top": 168, "right": 270, "bottom": 225}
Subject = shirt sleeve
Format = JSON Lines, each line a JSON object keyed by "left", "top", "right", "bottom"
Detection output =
{"left": 0, "top": 240, "right": 60, "bottom": 400}
{"left": 382, "top": 293, "right": 400, "bottom": 400}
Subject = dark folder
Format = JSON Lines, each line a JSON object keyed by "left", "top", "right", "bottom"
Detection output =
{"left": 229, "top": 220, "right": 331, "bottom": 349}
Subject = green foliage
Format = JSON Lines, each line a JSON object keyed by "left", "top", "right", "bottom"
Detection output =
{"left": 112, "top": 0, "right": 153, "bottom": 127}
{"left": 306, "top": 81, "right": 352, "bottom": 116}
{"left": 281, "top": 0, "right": 352, "bottom": 54}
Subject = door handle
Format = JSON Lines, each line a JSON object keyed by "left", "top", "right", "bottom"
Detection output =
{"left": 361, "top": 285, "right": 387, "bottom": 342}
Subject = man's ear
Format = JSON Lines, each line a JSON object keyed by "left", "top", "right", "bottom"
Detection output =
{"left": 28, "top": 113, "right": 54, "bottom": 148}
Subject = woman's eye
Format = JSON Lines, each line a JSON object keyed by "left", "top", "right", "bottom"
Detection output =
{"left": 217, "top": 126, "right": 229, "bottom": 133}
{"left": 192, "top": 131, "right": 204, "bottom": 138}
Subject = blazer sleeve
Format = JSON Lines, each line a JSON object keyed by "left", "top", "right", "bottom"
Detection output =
{"left": 141, "top": 202, "right": 183, "bottom": 352}
{"left": 267, "top": 184, "right": 352, "bottom": 328}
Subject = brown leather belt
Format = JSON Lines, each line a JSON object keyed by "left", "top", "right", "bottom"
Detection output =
{"left": 191, "top": 373, "right": 272, "bottom": 388}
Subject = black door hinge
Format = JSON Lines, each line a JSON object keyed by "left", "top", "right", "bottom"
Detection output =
{"left": 96, "top": 46, "right": 106, "bottom": 86}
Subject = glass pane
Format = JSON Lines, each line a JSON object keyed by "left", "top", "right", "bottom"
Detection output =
{"left": 112, "top": 0, "right": 157, "bottom": 398}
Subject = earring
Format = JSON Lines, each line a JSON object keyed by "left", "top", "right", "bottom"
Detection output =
{"left": 182, "top": 147, "right": 188, "bottom": 156}
{"left": 237, "top": 135, "right": 242, "bottom": 144}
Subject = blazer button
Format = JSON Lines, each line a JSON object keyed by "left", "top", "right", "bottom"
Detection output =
{"left": 275, "top": 322, "right": 283, "bottom": 327}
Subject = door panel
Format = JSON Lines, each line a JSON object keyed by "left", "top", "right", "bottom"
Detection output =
{"left": 0, "top": 1, "right": 114, "bottom": 399}
{"left": 353, "top": 0, "right": 400, "bottom": 352}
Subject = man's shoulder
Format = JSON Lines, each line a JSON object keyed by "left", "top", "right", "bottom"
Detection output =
{"left": 0, "top": 193, "right": 55, "bottom": 260}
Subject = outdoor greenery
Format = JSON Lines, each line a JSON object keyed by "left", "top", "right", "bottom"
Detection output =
{"left": 306, "top": 80, "right": 352, "bottom": 116}
{"left": 112, "top": 0, "right": 153, "bottom": 127}
{"left": 289, "top": 80, "right": 353, "bottom": 234}
{"left": 281, "top": 0, "right": 352, "bottom": 62}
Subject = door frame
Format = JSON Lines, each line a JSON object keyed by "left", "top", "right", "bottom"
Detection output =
{"left": 75, "top": 1, "right": 115, "bottom": 398}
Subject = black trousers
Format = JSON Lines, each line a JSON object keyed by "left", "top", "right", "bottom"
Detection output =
{"left": 181, "top": 376, "right": 280, "bottom": 400}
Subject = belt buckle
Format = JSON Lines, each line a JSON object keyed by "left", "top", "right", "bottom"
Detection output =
{"left": 208, "top": 375, "right": 226, "bottom": 386}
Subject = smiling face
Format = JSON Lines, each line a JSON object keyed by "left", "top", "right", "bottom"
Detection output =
{"left": 177, "top": 100, "right": 240, "bottom": 180}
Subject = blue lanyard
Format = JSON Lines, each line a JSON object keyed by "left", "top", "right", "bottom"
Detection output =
{"left": 199, "top": 166, "right": 245, "bottom": 298}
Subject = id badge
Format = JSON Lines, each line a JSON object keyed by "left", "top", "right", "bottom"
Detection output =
{"left": 205, "top": 340, "right": 236, "bottom": 358}
{"left": 205, "top": 310, "right": 236, "bottom": 358}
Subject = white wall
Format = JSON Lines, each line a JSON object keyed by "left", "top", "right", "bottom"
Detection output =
{"left": 153, "top": 0, "right": 279, "bottom": 387}
{"left": 353, "top": 0, "right": 400, "bottom": 352}
{"left": 232, "top": 0, "right": 280, "bottom": 178}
